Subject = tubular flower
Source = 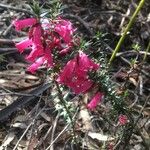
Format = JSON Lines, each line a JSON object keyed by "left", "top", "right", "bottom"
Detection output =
{"left": 57, "top": 51, "right": 99, "bottom": 94}
{"left": 27, "top": 46, "right": 53, "bottom": 73}
{"left": 54, "top": 18, "right": 75, "bottom": 43}
{"left": 27, "top": 57, "right": 45, "bottom": 74}
{"left": 13, "top": 17, "right": 75, "bottom": 73}
{"left": 13, "top": 18, "right": 37, "bottom": 31}
{"left": 87, "top": 92, "right": 103, "bottom": 110}
{"left": 15, "top": 38, "right": 32, "bottom": 53}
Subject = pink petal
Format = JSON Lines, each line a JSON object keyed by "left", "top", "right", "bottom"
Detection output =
{"left": 44, "top": 46, "right": 53, "bottom": 67}
{"left": 57, "top": 59, "right": 76, "bottom": 84}
{"left": 32, "top": 25, "right": 43, "bottom": 48}
{"left": 57, "top": 52, "right": 99, "bottom": 94}
{"left": 71, "top": 80, "right": 93, "bottom": 94}
{"left": 55, "top": 18, "right": 74, "bottom": 43}
{"left": 13, "top": 18, "right": 37, "bottom": 31}
{"left": 118, "top": 115, "right": 128, "bottom": 125}
{"left": 15, "top": 38, "right": 32, "bottom": 53}
{"left": 26, "top": 44, "right": 43, "bottom": 61}
{"left": 27, "top": 57, "right": 45, "bottom": 73}
{"left": 87, "top": 92, "right": 103, "bottom": 110}
{"left": 59, "top": 46, "right": 71, "bottom": 55}
{"left": 78, "top": 51, "right": 99, "bottom": 71}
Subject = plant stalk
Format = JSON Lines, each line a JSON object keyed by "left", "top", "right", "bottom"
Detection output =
{"left": 54, "top": 80, "right": 77, "bottom": 140}
{"left": 143, "top": 40, "right": 150, "bottom": 62}
{"left": 108, "top": 0, "right": 145, "bottom": 66}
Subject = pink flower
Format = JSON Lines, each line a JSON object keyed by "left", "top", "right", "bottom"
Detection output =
{"left": 77, "top": 51, "right": 99, "bottom": 71}
{"left": 44, "top": 46, "right": 53, "bottom": 67}
{"left": 59, "top": 44, "right": 72, "bottom": 55}
{"left": 27, "top": 57, "right": 45, "bottom": 73}
{"left": 26, "top": 25, "right": 44, "bottom": 61}
{"left": 27, "top": 48, "right": 53, "bottom": 73}
{"left": 54, "top": 18, "right": 74, "bottom": 43}
{"left": 26, "top": 44, "right": 43, "bottom": 61}
{"left": 118, "top": 115, "right": 128, "bottom": 125}
{"left": 57, "top": 52, "right": 99, "bottom": 94}
{"left": 57, "top": 59, "right": 76, "bottom": 85}
{"left": 107, "top": 142, "right": 114, "bottom": 150}
{"left": 72, "top": 80, "right": 94, "bottom": 94}
{"left": 31, "top": 25, "right": 43, "bottom": 49}
{"left": 87, "top": 92, "right": 103, "bottom": 109}
{"left": 15, "top": 38, "right": 32, "bottom": 53}
{"left": 14, "top": 17, "right": 75, "bottom": 73}
{"left": 13, "top": 18, "right": 37, "bottom": 31}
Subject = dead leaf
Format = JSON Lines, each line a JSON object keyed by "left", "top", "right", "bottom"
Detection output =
{"left": 0, "top": 131, "right": 15, "bottom": 149}
{"left": 88, "top": 132, "right": 115, "bottom": 141}
{"left": 129, "top": 77, "right": 137, "bottom": 86}
{"left": 12, "top": 122, "right": 27, "bottom": 129}
{"left": 40, "top": 112, "right": 51, "bottom": 122}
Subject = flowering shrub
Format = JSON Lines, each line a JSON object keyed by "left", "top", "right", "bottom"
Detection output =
{"left": 9, "top": 1, "right": 145, "bottom": 149}
{"left": 13, "top": 16, "right": 102, "bottom": 109}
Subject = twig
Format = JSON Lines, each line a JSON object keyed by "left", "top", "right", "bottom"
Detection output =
{"left": 116, "top": 50, "right": 150, "bottom": 57}
{"left": 13, "top": 106, "right": 46, "bottom": 150}
{"left": 0, "top": 82, "right": 51, "bottom": 121}
{"left": 36, "top": 126, "right": 53, "bottom": 148}
{"left": 0, "top": 3, "right": 33, "bottom": 15}
{"left": 0, "top": 48, "right": 19, "bottom": 55}
{"left": 119, "top": 5, "right": 131, "bottom": 29}
{"left": 0, "top": 39, "right": 15, "bottom": 44}
{"left": 103, "top": 41, "right": 131, "bottom": 66}
{"left": 135, "top": 125, "right": 150, "bottom": 150}
{"left": 27, "top": 95, "right": 43, "bottom": 149}
{"left": 13, "top": 121, "right": 33, "bottom": 150}
{"left": 45, "top": 124, "right": 70, "bottom": 150}
{"left": 45, "top": 107, "right": 79, "bottom": 150}
{"left": 0, "top": 92, "right": 39, "bottom": 97}
{"left": 134, "top": 95, "right": 149, "bottom": 126}
{"left": 120, "top": 96, "right": 149, "bottom": 149}
{"left": 50, "top": 113, "right": 60, "bottom": 150}
{"left": 2, "top": 15, "right": 23, "bottom": 37}
{"left": 143, "top": 40, "right": 150, "bottom": 61}
{"left": 0, "top": 37, "right": 27, "bottom": 44}
{"left": 2, "top": 24, "right": 14, "bottom": 37}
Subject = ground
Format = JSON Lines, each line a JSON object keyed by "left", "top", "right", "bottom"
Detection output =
{"left": 0, "top": 0, "right": 150, "bottom": 150}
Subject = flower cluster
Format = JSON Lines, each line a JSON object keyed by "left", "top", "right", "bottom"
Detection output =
{"left": 13, "top": 17, "right": 74, "bottom": 73}
{"left": 57, "top": 51, "right": 103, "bottom": 109}
{"left": 57, "top": 51, "right": 99, "bottom": 94}
{"left": 13, "top": 17, "right": 103, "bottom": 109}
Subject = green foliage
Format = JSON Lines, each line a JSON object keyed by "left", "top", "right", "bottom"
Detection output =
{"left": 96, "top": 57, "right": 126, "bottom": 114}
{"left": 41, "top": 0, "right": 62, "bottom": 18}
{"left": 132, "top": 43, "right": 141, "bottom": 51}
{"left": 88, "top": 33, "right": 127, "bottom": 114}
{"left": 55, "top": 100, "right": 75, "bottom": 123}
{"left": 79, "top": 39, "right": 92, "bottom": 50}
{"left": 30, "top": 0, "right": 41, "bottom": 17}
{"left": 30, "top": 0, "right": 62, "bottom": 18}
{"left": 0, "top": 54, "right": 5, "bottom": 63}
{"left": 48, "top": 0, "right": 62, "bottom": 18}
